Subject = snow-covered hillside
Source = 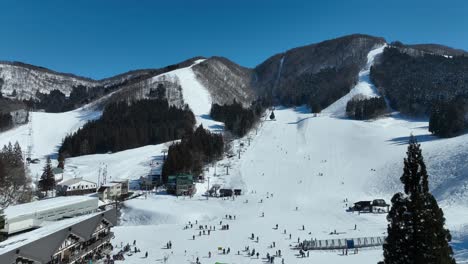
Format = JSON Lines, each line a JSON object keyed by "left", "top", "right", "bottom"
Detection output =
{"left": 324, "top": 45, "right": 386, "bottom": 117}
{"left": 0, "top": 107, "right": 101, "bottom": 179}
{"left": 0, "top": 62, "right": 99, "bottom": 100}
{"left": 113, "top": 106, "right": 468, "bottom": 263}
{"left": 154, "top": 60, "right": 224, "bottom": 132}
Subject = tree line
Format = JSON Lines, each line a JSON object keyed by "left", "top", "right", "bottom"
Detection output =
{"left": 429, "top": 97, "right": 467, "bottom": 138}
{"left": 0, "top": 142, "right": 31, "bottom": 207}
{"left": 346, "top": 96, "right": 387, "bottom": 120}
{"left": 161, "top": 125, "right": 224, "bottom": 183}
{"left": 210, "top": 99, "right": 266, "bottom": 137}
{"left": 58, "top": 99, "right": 195, "bottom": 161}
{"left": 371, "top": 47, "right": 468, "bottom": 116}
{"left": 0, "top": 112, "right": 12, "bottom": 132}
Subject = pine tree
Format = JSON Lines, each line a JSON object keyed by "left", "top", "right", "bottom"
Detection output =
{"left": 39, "top": 156, "right": 55, "bottom": 194}
{"left": 270, "top": 111, "right": 275, "bottom": 120}
{"left": 383, "top": 136, "right": 456, "bottom": 264}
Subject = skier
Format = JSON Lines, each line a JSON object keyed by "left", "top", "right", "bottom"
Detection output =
{"left": 209, "top": 251, "right": 211, "bottom": 258}
{"left": 145, "top": 251, "right": 148, "bottom": 258}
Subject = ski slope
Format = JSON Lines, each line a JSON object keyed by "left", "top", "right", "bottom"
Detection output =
{"left": 0, "top": 108, "right": 101, "bottom": 179}
{"left": 324, "top": 45, "right": 386, "bottom": 117}
{"left": 111, "top": 104, "right": 468, "bottom": 263}
{"left": 158, "top": 59, "right": 224, "bottom": 132}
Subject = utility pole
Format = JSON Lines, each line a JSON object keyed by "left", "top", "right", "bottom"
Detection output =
{"left": 224, "top": 164, "right": 231, "bottom": 175}
{"left": 207, "top": 176, "right": 210, "bottom": 200}
{"left": 161, "top": 149, "right": 168, "bottom": 161}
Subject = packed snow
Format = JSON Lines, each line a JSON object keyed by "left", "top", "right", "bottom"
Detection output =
{"left": 324, "top": 45, "right": 386, "bottom": 117}
{"left": 158, "top": 60, "right": 224, "bottom": 132}
{"left": 0, "top": 107, "right": 101, "bottom": 179}
{"left": 111, "top": 105, "right": 468, "bottom": 263}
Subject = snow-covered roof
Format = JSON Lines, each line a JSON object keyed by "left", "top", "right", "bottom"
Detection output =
{"left": 0, "top": 212, "right": 100, "bottom": 255}
{"left": 0, "top": 208, "right": 117, "bottom": 263}
{"left": 57, "top": 177, "right": 96, "bottom": 186}
{"left": 4, "top": 196, "right": 98, "bottom": 220}
{"left": 101, "top": 182, "right": 120, "bottom": 187}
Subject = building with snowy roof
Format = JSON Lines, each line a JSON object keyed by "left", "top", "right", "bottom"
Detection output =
{"left": 97, "top": 179, "right": 129, "bottom": 201}
{"left": 56, "top": 178, "right": 97, "bottom": 196}
{"left": 0, "top": 208, "right": 117, "bottom": 264}
{"left": 0, "top": 196, "right": 98, "bottom": 235}
{"left": 167, "top": 174, "right": 195, "bottom": 196}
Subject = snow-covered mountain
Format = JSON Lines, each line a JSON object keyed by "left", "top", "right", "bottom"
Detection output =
{"left": 0, "top": 61, "right": 100, "bottom": 100}
{"left": 1, "top": 34, "right": 468, "bottom": 263}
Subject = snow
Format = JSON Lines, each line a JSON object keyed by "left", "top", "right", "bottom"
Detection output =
{"left": 63, "top": 143, "right": 170, "bottom": 186}
{"left": 4, "top": 196, "right": 97, "bottom": 219}
{"left": 0, "top": 107, "right": 101, "bottom": 179}
{"left": 2, "top": 49, "right": 468, "bottom": 263}
{"left": 0, "top": 211, "right": 102, "bottom": 255}
{"left": 159, "top": 60, "right": 224, "bottom": 132}
{"left": 324, "top": 45, "right": 386, "bottom": 117}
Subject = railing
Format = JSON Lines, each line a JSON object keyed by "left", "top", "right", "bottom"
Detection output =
{"left": 66, "top": 232, "right": 114, "bottom": 264}
{"left": 302, "top": 236, "right": 386, "bottom": 250}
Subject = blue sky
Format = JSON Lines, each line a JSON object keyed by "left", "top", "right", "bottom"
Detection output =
{"left": 1, "top": 0, "right": 467, "bottom": 79}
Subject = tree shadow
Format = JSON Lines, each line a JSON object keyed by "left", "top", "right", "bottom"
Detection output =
{"left": 387, "top": 134, "right": 440, "bottom": 145}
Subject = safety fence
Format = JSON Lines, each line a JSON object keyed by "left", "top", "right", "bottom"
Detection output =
{"left": 302, "top": 236, "right": 386, "bottom": 250}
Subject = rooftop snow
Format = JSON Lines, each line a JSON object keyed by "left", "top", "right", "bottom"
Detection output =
{"left": 4, "top": 196, "right": 98, "bottom": 219}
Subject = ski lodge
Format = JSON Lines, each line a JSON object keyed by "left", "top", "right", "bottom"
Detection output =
{"left": 352, "top": 199, "right": 390, "bottom": 213}
{"left": 97, "top": 179, "right": 129, "bottom": 201}
{"left": 0, "top": 208, "right": 117, "bottom": 264}
{"left": 167, "top": 174, "right": 195, "bottom": 196}
{"left": 56, "top": 178, "right": 97, "bottom": 196}
{"left": 0, "top": 196, "right": 99, "bottom": 235}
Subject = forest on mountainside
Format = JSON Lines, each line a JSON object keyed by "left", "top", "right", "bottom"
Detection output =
{"left": 371, "top": 47, "right": 468, "bottom": 116}
{"left": 162, "top": 125, "right": 224, "bottom": 183}
{"left": 346, "top": 95, "right": 387, "bottom": 120}
{"left": 58, "top": 99, "right": 195, "bottom": 160}
{"left": 210, "top": 99, "right": 267, "bottom": 137}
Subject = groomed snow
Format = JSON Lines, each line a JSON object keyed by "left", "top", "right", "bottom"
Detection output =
{"left": 63, "top": 143, "right": 170, "bottom": 186}
{"left": 110, "top": 105, "right": 468, "bottom": 263}
{"left": 324, "top": 45, "right": 386, "bottom": 117}
{"left": 159, "top": 60, "right": 224, "bottom": 132}
{"left": 0, "top": 108, "right": 101, "bottom": 179}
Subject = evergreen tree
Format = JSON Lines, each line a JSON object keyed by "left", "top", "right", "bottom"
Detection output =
{"left": 383, "top": 136, "right": 456, "bottom": 264}
{"left": 39, "top": 156, "right": 55, "bottom": 194}
{"left": 270, "top": 111, "right": 275, "bottom": 120}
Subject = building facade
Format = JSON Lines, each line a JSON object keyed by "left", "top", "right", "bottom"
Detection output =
{"left": 0, "top": 208, "right": 117, "bottom": 264}
{"left": 1, "top": 196, "right": 99, "bottom": 235}
{"left": 56, "top": 178, "right": 97, "bottom": 196}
